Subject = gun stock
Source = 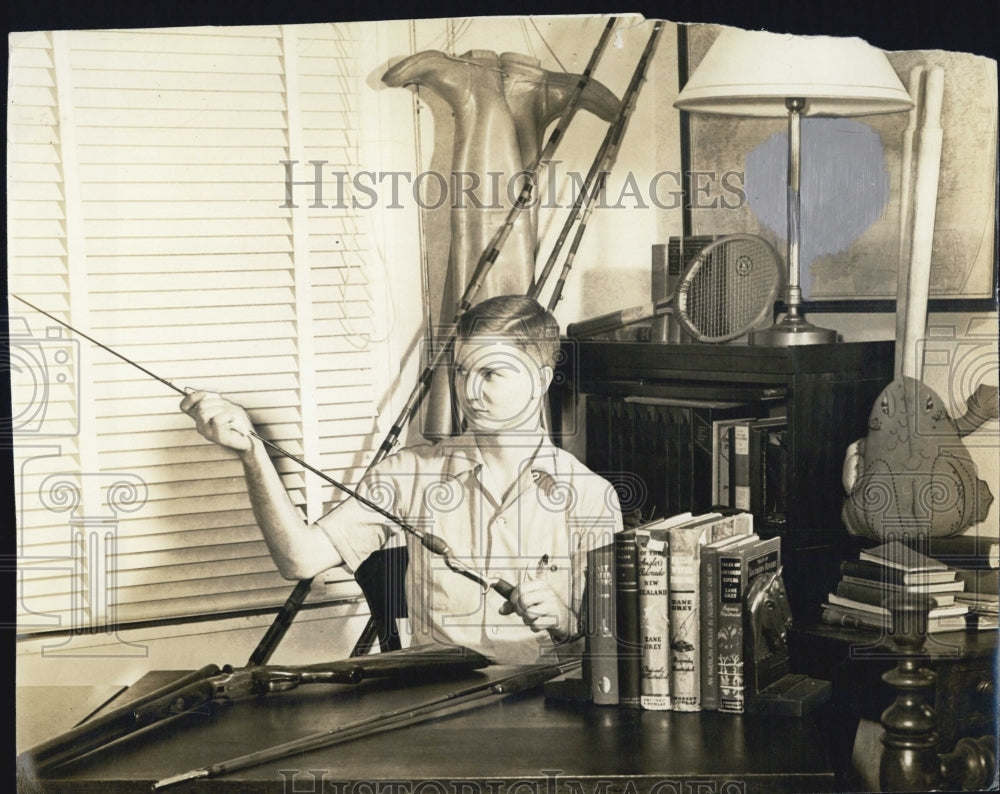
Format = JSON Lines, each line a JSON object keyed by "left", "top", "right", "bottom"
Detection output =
{"left": 17, "top": 664, "right": 223, "bottom": 775}
{"left": 19, "top": 646, "right": 489, "bottom": 777}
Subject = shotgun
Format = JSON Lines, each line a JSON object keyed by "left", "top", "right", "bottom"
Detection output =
{"left": 18, "top": 644, "right": 489, "bottom": 776}
{"left": 154, "top": 658, "right": 581, "bottom": 789}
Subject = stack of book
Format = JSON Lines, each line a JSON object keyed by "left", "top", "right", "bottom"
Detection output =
{"left": 821, "top": 540, "right": 973, "bottom": 633}
{"left": 585, "top": 509, "right": 783, "bottom": 714}
{"left": 924, "top": 534, "right": 999, "bottom": 620}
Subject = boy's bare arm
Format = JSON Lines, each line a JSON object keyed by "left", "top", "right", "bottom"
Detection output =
{"left": 180, "top": 391, "right": 343, "bottom": 580}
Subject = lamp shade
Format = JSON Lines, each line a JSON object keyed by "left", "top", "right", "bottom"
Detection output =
{"left": 675, "top": 28, "right": 913, "bottom": 117}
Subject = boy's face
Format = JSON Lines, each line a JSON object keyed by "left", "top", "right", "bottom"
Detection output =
{"left": 453, "top": 336, "right": 552, "bottom": 434}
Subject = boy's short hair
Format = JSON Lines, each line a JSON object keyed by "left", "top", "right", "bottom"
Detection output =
{"left": 456, "top": 295, "right": 560, "bottom": 368}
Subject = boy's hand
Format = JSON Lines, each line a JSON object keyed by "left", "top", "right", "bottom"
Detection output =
{"left": 180, "top": 390, "right": 254, "bottom": 453}
{"left": 499, "top": 579, "right": 572, "bottom": 642}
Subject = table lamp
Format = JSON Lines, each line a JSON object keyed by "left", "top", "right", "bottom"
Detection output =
{"left": 675, "top": 28, "right": 913, "bottom": 345}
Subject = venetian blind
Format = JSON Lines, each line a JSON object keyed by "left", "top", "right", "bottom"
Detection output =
{"left": 10, "top": 24, "right": 383, "bottom": 635}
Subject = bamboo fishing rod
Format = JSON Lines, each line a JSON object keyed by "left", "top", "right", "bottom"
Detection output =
{"left": 8, "top": 294, "right": 516, "bottom": 612}
{"left": 369, "top": 15, "right": 618, "bottom": 470}
{"left": 538, "top": 20, "right": 664, "bottom": 311}
{"left": 251, "top": 17, "right": 620, "bottom": 664}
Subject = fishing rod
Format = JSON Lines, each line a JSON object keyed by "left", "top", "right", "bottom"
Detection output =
{"left": 251, "top": 17, "right": 620, "bottom": 664}
{"left": 540, "top": 20, "right": 664, "bottom": 311}
{"left": 9, "top": 294, "right": 516, "bottom": 607}
{"left": 153, "top": 658, "right": 581, "bottom": 789}
{"left": 369, "top": 15, "right": 618, "bottom": 470}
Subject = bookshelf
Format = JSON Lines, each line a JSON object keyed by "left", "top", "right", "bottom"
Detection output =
{"left": 553, "top": 339, "right": 895, "bottom": 624}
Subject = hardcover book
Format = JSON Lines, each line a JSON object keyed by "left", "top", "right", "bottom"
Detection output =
{"left": 717, "top": 535, "right": 780, "bottom": 714}
{"left": 835, "top": 579, "right": 957, "bottom": 608}
{"left": 748, "top": 416, "right": 788, "bottom": 533}
{"left": 953, "top": 568, "right": 1000, "bottom": 596}
{"left": 860, "top": 540, "right": 948, "bottom": 572}
{"left": 699, "top": 515, "right": 754, "bottom": 711}
{"left": 584, "top": 536, "right": 619, "bottom": 705}
{"left": 819, "top": 604, "right": 975, "bottom": 634}
{"left": 840, "top": 559, "right": 957, "bottom": 586}
{"left": 922, "top": 535, "right": 1000, "bottom": 570}
{"left": 727, "top": 422, "right": 753, "bottom": 511}
{"left": 614, "top": 527, "right": 641, "bottom": 708}
{"left": 666, "top": 513, "right": 722, "bottom": 711}
{"left": 826, "top": 592, "right": 969, "bottom": 620}
{"left": 637, "top": 528, "right": 671, "bottom": 710}
{"left": 839, "top": 573, "right": 965, "bottom": 593}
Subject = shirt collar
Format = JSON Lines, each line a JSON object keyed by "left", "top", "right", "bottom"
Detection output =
{"left": 440, "top": 432, "right": 562, "bottom": 480}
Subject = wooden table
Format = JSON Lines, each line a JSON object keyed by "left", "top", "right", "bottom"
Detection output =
{"left": 18, "top": 666, "right": 836, "bottom": 794}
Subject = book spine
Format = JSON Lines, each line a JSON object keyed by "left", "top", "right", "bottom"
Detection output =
{"left": 699, "top": 544, "right": 721, "bottom": 710}
{"left": 840, "top": 559, "right": 907, "bottom": 586}
{"left": 717, "top": 548, "right": 747, "bottom": 713}
{"left": 668, "top": 527, "right": 703, "bottom": 711}
{"left": 638, "top": 533, "right": 671, "bottom": 710}
{"left": 585, "top": 542, "right": 619, "bottom": 705}
{"left": 835, "top": 579, "right": 889, "bottom": 607}
{"left": 714, "top": 420, "right": 735, "bottom": 507}
{"left": 748, "top": 422, "right": 766, "bottom": 522}
{"left": 717, "top": 537, "right": 780, "bottom": 714}
{"left": 764, "top": 425, "right": 789, "bottom": 530}
{"left": 615, "top": 531, "right": 642, "bottom": 708}
{"left": 730, "top": 423, "right": 751, "bottom": 511}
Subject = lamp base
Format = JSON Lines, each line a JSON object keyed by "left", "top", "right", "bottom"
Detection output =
{"left": 749, "top": 317, "right": 838, "bottom": 346}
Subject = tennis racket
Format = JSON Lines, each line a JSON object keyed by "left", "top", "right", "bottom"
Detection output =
{"left": 566, "top": 234, "right": 784, "bottom": 343}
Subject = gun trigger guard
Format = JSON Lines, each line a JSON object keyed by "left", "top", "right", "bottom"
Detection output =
{"left": 260, "top": 669, "right": 302, "bottom": 693}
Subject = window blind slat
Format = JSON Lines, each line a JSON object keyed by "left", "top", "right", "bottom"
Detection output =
{"left": 12, "top": 24, "right": 378, "bottom": 634}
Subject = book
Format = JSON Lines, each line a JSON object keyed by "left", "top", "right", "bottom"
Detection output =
{"left": 693, "top": 403, "right": 759, "bottom": 514}
{"left": 748, "top": 416, "right": 788, "bottom": 533}
{"left": 953, "top": 568, "right": 1000, "bottom": 596}
{"left": 614, "top": 528, "right": 641, "bottom": 708}
{"left": 819, "top": 604, "right": 976, "bottom": 634}
{"left": 699, "top": 515, "right": 755, "bottom": 711}
{"left": 584, "top": 536, "right": 618, "bottom": 705}
{"left": 717, "top": 535, "right": 781, "bottom": 714}
{"left": 859, "top": 540, "right": 948, "bottom": 573}
{"left": 835, "top": 578, "right": 957, "bottom": 607}
{"left": 955, "top": 592, "right": 1000, "bottom": 614}
{"left": 840, "top": 573, "right": 965, "bottom": 594}
{"left": 826, "top": 592, "right": 969, "bottom": 620}
{"left": 637, "top": 528, "right": 670, "bottom": 710}
{"left": 728, "top": 422, "right": 753, "bottom": 511}
{"left": 711, "top": 417, "right": 750, "bottom": 508}
{"left": 921, "top": 534, "right": 1000, "bottom": 570}
{"left": 667, "top": 513, "right": 722, "bottom": 711}
{"left": 840, "top": 559, "right": 957, "bottom": 586}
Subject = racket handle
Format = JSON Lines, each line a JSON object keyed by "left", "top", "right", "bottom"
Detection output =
{"left": 566, "top": 298, "right": 671, "bottom": 338}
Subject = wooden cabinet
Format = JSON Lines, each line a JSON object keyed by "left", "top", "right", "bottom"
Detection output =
{"left": 552, "top": 339, "right": 895, "bottom": 623}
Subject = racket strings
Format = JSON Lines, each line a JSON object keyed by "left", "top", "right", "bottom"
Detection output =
{"left": 683, "top": 238, "right": 780, "bottom": 342}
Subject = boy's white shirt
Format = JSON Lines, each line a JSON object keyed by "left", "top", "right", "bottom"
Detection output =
{"left": 316, "top": 432, "right": 623, "bottom": 664}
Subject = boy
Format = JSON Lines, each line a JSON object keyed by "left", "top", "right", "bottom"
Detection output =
{"left": 181, "top": 295, "right": 622, "bottom": 663}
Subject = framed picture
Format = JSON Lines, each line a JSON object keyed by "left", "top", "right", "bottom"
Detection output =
{"left": 681, "top": 24, "right": 998, "bottom": 312}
